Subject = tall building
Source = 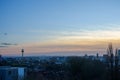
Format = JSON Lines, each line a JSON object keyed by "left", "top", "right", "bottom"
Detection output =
{"left": 96, "top": 53, "right": 99, "bottom": 59}
{"left": 107, "top": 43, "right": 114, "bottom": 80}
{"left": 118, "top": 49, "right": 120, "bottom": 57}
{"left": 0, "top": 54, "right": 2, "bottom": 61}
{"left": 117, "top": 49, "right": 120, "bottom": 65}
{"left": 0, "top": 54, "right": 2, "bottom": 66}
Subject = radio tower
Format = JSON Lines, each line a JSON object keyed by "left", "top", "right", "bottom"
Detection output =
{"left": 21, "top": 49, "right": 24, "bottom": 58}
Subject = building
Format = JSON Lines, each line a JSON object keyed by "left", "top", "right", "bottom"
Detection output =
{"left": 118, "top": 49, "right": 120, "bottom": 57}
{"left": 0, "top": 54, "right": 3, "bottom": 66}
{"left": 117, "top": 49, "right": 120, "bottom": 65}
{"left": 0, "top": 66, "right": 26, "bottom": 80}
{"left": 118, "top": 49, "right": 120, "bottom": 54}
{"left": 0, "top": 54, "right": 2, "bottom": 62}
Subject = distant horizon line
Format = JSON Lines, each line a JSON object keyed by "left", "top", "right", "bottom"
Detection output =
{"left": 1, "top": 54, "right": 106, "bottom": 57}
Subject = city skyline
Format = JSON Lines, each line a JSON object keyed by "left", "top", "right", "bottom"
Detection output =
{"left": 1, "top": 0, "right": 120, "bottom": 56}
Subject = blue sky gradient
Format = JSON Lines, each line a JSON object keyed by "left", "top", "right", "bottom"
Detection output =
{"left": 1, "top": 0, "right": 120, "bottom": 56}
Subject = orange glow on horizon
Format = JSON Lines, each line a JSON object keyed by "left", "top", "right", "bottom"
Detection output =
{"left": 1, "top": 38, "right": 120, "bottom": 56}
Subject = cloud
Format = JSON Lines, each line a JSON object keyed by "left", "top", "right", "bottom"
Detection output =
{"left": 0, "top": 46, "right": 8, "bottom": 48}
{"left": 1, "top": 43, "right": 17, "bottom": 46}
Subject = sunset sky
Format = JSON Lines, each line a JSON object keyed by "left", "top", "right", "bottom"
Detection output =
{"left": 1, "top": 0, "right": 120, "bottom": 56}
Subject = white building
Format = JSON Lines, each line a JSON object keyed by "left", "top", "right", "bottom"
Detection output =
{"left": 0, "top": 66, "right": 26, "bottom": 80}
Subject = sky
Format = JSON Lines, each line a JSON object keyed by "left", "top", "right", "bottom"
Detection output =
{"left": 0, "top": 0, "right": 120, "bottom": 56}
